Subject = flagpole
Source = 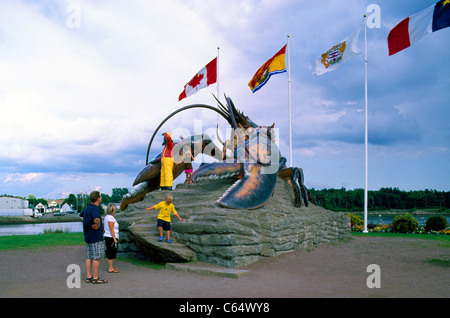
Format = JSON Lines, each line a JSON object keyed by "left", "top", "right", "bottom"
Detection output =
{"left": 217, "top": 46, "right": 220, "bottom": 120}
{"left": 287, "top": 35, "right": 293, "bottom": 167}
{"left": 216, "top": 46, "right": 221, "bottom": 163}
{"left": 363, "top": 15, "right": 369, "bottom": 233}
{"left": 217, "top": 47, "right": 220, "bottom": 98}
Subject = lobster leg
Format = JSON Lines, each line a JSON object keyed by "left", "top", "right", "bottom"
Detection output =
{"left": 278, "top": 167, "right": 313, "bottom": 207}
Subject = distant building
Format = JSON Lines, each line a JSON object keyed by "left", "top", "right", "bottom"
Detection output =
{"left": 0, "top": 196, "right": 32, "bottom": 217}
{"left": 34, "top": 203, "right": 46, "bottom": 214}
{"left": 0, "top": 196, "right": 29, "bottom": 209}
{"left": 61, "top": 203, "right": 75, "bottom": 213}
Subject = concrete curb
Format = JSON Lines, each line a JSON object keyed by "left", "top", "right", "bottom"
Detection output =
{"left": 166, "top": 262, "right": 250, "bottom": 279}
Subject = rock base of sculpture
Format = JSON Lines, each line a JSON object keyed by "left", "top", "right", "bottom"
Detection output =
{"left": 116, "top": 177, "right": 350, "bottom": 268}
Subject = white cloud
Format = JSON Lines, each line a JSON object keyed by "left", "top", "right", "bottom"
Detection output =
{"left": 4, "top": 173, "right": 46, "bottom": 185}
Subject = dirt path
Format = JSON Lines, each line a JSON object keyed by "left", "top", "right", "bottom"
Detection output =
{"left": 0, "top": 236, "right": 448, "bottom": 298}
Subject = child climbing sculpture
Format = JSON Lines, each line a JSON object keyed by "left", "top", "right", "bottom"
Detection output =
{"left": 160, "top": 132, "right": 174, "bottom": 190}
{"left": 145, "top": 193, "right": 184, "bottom": 243}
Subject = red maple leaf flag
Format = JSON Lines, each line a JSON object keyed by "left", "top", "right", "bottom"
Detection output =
{"left": 179, "top": 57, "right": 217, "bottom": 101}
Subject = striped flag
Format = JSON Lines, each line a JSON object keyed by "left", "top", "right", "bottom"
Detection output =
{"left": 388, "top": 0, "right": 450, "bottom": 56}
{"left": 248, "top": 45, "right": 287, "bottom": 93}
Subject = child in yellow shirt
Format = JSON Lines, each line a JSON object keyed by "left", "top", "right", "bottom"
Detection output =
{"left": 145, "top": 194, "right": 183, "bottom": 243}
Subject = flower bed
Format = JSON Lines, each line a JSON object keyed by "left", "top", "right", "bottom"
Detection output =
{"left": 347, "top": 213, "right": 450, "bottom": 235}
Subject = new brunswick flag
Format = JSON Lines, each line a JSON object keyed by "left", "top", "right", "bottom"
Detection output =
{"left": 248, "top": 45, "right": 287, "bottom": 93}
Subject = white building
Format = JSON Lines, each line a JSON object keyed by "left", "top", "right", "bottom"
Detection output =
{"left": 35, "top": 203, "right": 46, "bottom": 214}
{"left": 0, "top": 196, "right": 32, "bottom": 217}
{"left": 0, "top": 196, "right": 28, "bottom": 209}
{"left": 61, "top": 203, "right": 75, "bottom": 213}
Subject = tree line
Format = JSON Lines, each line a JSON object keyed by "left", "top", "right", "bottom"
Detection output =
{"left": 309, "top": 187, "right": 450, "bottom": 212}
{"left": 62, "top": 188, "right": 129, "bottom": 212}
{"left": 2, "top": 188, "right": 130, "bottom": 212}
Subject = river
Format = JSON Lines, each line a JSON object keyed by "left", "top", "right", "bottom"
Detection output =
{"left": 0, "top": 221, "right": 83, "bottom": 236}
{"left": 362, "top": 214, "right": 450, "bottom": 226}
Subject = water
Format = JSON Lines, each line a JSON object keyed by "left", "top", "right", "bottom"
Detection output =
{"left": 0, "top": 222, "right": 83, "bottom": 236}
{"left": 364, "top": 214, "right": 450, "bottom": 226}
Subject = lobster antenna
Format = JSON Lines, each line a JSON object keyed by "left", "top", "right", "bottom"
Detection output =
{"left": 145, "top": 103, "right": 230, "bottom": 164}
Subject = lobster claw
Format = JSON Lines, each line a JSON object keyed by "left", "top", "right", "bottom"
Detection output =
{"left": 217, "top": 163, "right": 278, "bottom": 210}
{"left": 133, "top": 160, "right": 161, "bottom": 186}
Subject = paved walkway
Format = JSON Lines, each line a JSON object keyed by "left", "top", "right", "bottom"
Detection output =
{"left": 0, "top": 236, "right": 448, "bottom": 299}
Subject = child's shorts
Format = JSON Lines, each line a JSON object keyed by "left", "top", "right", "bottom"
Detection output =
{"left": 157, "top": 219, "right": 171, "bottom": 231}
{"left": 184, "top": 168, "right": 193, "bottom": 173}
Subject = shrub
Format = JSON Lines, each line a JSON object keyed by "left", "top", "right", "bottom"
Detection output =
{"left": 426, "top": 215, "right": 448, "bottom": 231}
{"left": 391, "top": 213, "right": 419, "bottom": 233}
{"left": 347, "top": 213, "right": 363, "bottom": 226}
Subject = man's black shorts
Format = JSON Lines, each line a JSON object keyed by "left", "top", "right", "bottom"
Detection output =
{"left": 157, "top": 219, "right": 171, "bottom": 231}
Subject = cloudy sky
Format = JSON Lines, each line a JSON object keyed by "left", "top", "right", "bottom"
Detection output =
{"left": 0, "top": 0, "right": 448, "bottom": 199}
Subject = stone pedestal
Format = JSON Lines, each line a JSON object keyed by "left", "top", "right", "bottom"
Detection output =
{"left": 116, "top": 177, "right": 350, "bottom": 268}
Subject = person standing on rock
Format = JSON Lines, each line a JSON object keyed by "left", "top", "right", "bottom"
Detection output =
{"left": 145, "top": 194, "right": 184, "bottom": 243}
{"left": 80, "top": 191, "right": 107, "bottom": 284}
{"left": 180, "top": 136, "right": 195, "bottom": 184}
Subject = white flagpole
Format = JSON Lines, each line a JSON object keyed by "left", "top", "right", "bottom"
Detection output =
{"left": 287, "top": 35, "right": 293, "bottom": 167}
{"left": 217, "top": 47, "right": 220, "bottom": 118}
{"left": 363, "top": 15, "right": 369, "bottom": 233}
{"left": 216, "top": 46, "right": 220, "bottom": 162}
{"left": 217, "top": 47, "right": 220, "bottom": 98}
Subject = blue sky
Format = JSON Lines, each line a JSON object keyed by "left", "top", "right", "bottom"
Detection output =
{"left": 0, "top": 0, "right": 449, "bottom": 199}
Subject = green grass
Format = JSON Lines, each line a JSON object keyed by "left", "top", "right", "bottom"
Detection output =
{"left": 0, "top": 232, "right": 84, "bottom": 251}
{"left": 0, "top": 216, "right": 81, "bottom": 224}
{"left": 426, "top": 257, "right": 450, "bottom": 267}
{"left": 352, "top": 231, "right": 450, "bottom": 242}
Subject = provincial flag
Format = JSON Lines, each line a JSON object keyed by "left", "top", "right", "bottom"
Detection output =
{"left": 248, "top": 45, "right": 287, "bottom": 93}
{"left": 388, "top": 0, "right": 450, "bottom": 56}
{"left": 179, "top": 57, "right": 217, "bottom": 101}
{"left": 312, "top": 26, "right": 362, "bottom": 76}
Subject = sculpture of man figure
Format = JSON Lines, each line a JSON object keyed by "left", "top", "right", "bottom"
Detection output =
{"left": 160, "top": 132, "right": 174, "bottom": 190}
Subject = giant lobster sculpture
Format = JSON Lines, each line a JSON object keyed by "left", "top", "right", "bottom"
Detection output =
{"left": 120, "top": 96, "right": 314, "bottom": 211}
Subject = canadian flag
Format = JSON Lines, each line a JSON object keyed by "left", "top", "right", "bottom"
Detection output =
{"left": 178, "top": 57, "right": 217, "bottom": 101}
